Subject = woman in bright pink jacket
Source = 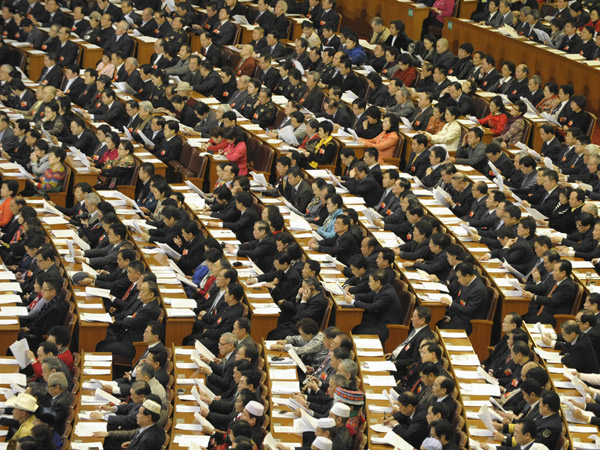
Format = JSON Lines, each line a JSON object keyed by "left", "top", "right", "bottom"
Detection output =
{"left": 421, "top": 0, "right": 455, "bottom": 39}
{"left": 221, "top": 128, "right": 248, "bottom": 175}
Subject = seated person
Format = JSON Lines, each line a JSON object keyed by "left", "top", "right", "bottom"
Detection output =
{"left": 96, "top": 280, "right": 162, "bottom": 359}
{"left": 266, "top": 277, "right": 328, "bottom": 340}
{"left": 269, "top": 318, "right": 328, "bottom": 367}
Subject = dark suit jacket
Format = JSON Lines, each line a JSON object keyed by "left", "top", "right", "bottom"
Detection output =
{"left": 533, "top": 187, "right": 560, "bottom": 217}
{"left": 94, "top": 101, "right": 129, "bottom": 129}
{"left": 530, "top": 277, "right": 575, "bottom": 322}
{"left": 288, "top": 180, "right": 314, "bottom": 213}
{"left": 406, "top": 150, "right": 430, "bottom": 179}
{"left": 177, "top": 235, "right": 206, "bottom": 275}
{"left": 393, "top": 326, "right": 435, "bottom": 369}
{"left": 118, "top": 300, "right": 161, "bottom": 342}
{"left": 51, "top": 389, "right": 74, "bottom": 430}
{"left": 330, "top": 71, "right": 362, "bottom": 96}
{"left": 343, "top": 174, "right": 384, "bottom": 208}
{"left": 107, "top": 34, "right": 134, "bottom": 57}
{"left": 127, "top": 423, "right": 166, "bottom": 450}
{"left": 223, "top": 207, "right": 259, "bottom": 243}
{"left": 446, "top": 276, "right": 489, "bottom": 330}
{"left": 354, "top": 283, "right": 404, "bottom": 328}
{"left": 299, "top": 87, "right": 324, "bottom": 113}
{"left": 238, "top": 235, "right": 277, "bottom": 272}
{"left": 153, "top": 136, "right": 182, "bottom": 163}
{"left": 212, "top": 20, "right": 236, "bottom": 45}
{"left": 479, "top": 69, "right": 502, "bottom": 91}
{"left": 56, "top": 41, "right": 79, "bottom": 66}
{"left": 28, "top": 296, "right": 67, "bottom": 336}
{"left": 317, "top": 231, "right": 361, "bottom": 266}
{"left": 201, "top": 302, "right": 244, "bottom": 340}
{"left": 258, "top": 66, "right": 281, "bottom": 90}
{"left": 39, "top": 65, "right": 63, "bottom": 88}
{"left": 556, "top": 332, "right": 600, "bottom": 373}
{"left": 411, "top": 106, "right": 433, "bottom": 131}
{"left": 393, "top": 403, "right": 429, "bottom": 448}
{"left": 492, "top": 237, "right": 535, "bottom": 276}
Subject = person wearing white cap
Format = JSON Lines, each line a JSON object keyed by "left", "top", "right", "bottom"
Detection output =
{"left": 312, "top": 436, "right": 333, "bottom": 450}
{"left": 124, "top": 397, "right": 166, "bottom": 450}
{"left": 328, "top": 402, "right": 353, "bottom": 450}
{"left": 6, "top": 393, "right": 38, "bottom": 450}
{"left": 239, "top": 400, "right": 266, "bottom": 447}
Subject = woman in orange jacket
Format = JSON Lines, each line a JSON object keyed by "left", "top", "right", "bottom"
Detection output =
{"left": 360, "top": 114, "right": 400, "bottom": 163}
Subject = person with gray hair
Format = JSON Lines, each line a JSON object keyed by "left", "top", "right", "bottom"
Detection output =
{"left": 369, "top": 17, "right": 390, "bottom": 44}
{"left": 388, "top": 87, "right": 416, "bottom": 118}
{"left": 107, "top": 20, "right": 134, "bottom": 56}
{"left": 196, "top": 333, "right": 239, "bottom": 395}
{"left": 48, "top": 371, "right": 73, "bottom": 430}
{"left": 135, "top": 362, "right": 166, "bottom": 403}
{"left": 337, "top": 359, "right": 359, "bottom": 389}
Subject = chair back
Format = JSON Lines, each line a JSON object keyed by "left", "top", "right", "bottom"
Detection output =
{"left": 473, "top": 97, "right": 490, "bottom": 119}
{"left": 253, "top": 144, "right": 275, "bottom": 174}
{"left": 585, "top": 112, "right": 597, "bottom": 138}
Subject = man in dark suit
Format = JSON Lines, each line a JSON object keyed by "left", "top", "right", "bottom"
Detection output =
{"left": 321, "top": 98, "right": 352, "bottom": 128}
{"left": 539, "top": 125, "right": 563, "bottom": 164}
{"left": 256, "top": 54, "right": 281, "bottom": 90}
{"left": 318, "top": 0, "right": 340, "bottom": 29}
{"left": 346, "top": 269, "right": 404, "bottom": 342}
{"left": 48, "top": 372, "right": 74, "bottom": 431}
{"left": 77, "top": 223, "right": 129, "bottom": 273}
{"left": 438, "top": 262, "right": 490, "bottom": 335}
{"left": 330, "top": 60, "right": 362, "bottom": 96}
{"left": 107, "top": 21, "right": 134, "bottom": 57}
{"left": 121, "top": 0, "right": 142, "bottom": 26}
{"left": 285, "top": 167, "right": 314, "bottom": 213}
{"left": 55, "top": 27, "right": 79, "bottom": 66}
{"left": 198, "top": 31, "right": 222, "bottom": 67}
{"left": 268, "top": 277, "right": 328, "bottom": 339}
{"left": 391, "top": 392, "right": 430, "bottom": 448}
{"left": 41, "top": 0, "right": 70, "bottom": 27}
{"left": 124, "top": 397, "right": 166, "bottom": 450}
{"left": 411, "top": 92, "right": 434, "bottom": 131}
{"left": 299, "top": 71, "right": 324, "bottom": 113}
{"left": 189, "top": 283, "right": 245, "bottom": 354}
{"left": 479, "top": 55, "right": 502, "bottom": 91}
{"left": 486, "top": 226, "right": 536, "bottom": 275}
{"left": 233, "top": 221, "right": 276, "bottom": 272}
{"left": 197, "top": 333, "right": 238, "bottom": 394}
{"left": 253, "top": 251, "right": 301, "bottom": 303}
{"left": 528, "top": 169, "right": 560, "bottom": 218}
{"left": 579, "top": 310, "right": 600, "bottom": 363}
{"left": 60, "top": 65, "right": 86, "bottom": 100}
{"left": 547, "top": 319, "right": 600, "bottom": 373}
{"left": 38, "top": 53, "right": 63, "bottom": 88}
{"left": 309, "top": 214, "right": 361, "bottom": 266}
{"left": 151, "top": 121, "right": 182, "bottom": 163}
{"left": 61, "top": 116, "right": 98, "bottom": 153}
{"left": 523, "top": 260, "right": 575, "bottom": 325}
{"left": 389, "top": 306, "right": 435, "bottom": 375}
{"left": 321, "top": 23, "right": 340, "bottom": 50}
{"left": 342, "top": 162, "right": 384, "bottom": 208}
{"left": 442, "top": 81, "right": 474, "bottom": 116}
{"left": 221, "top": 192, "right": 259, "bottom": 243}
{"left": 252, "top": 0, "right": 275, "bottom": 29}
{"left": 86, "top": 88, "right": 128, "bottom": 129}
{"left": 446, "top": 173, "right": 474, "bottom": 218}
{"left": 211, "top": 7, "right": 235, "bottom": 45}
{"left": 405, "top": 135, "right": 431, "bottom": 179}
{"left": 20, "top": 277, "right": 66, "bottom": 348}
{"left": 96, "top": 280, "right": 162, "bottom": 359}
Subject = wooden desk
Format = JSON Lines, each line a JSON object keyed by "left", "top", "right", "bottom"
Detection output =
{"left": 443, "top": 18, "right": 600, "bottom": 116}
{"left": 0, "top": 325, "right": 20, "bottom": 355}
{"left": 338, "top": 0, "right": 429, "bottom": 41}
{"left": 22, "top": 47, "right": 46, "bottom": 81}
{"left": 132, "top": 35, "right": 156, "bottom": 65}
{"left": 77, "top": 41, "right": 103, "bottom": 70}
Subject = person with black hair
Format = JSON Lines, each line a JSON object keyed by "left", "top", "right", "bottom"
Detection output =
{"left": 438, "top": 262, "right": 490, "bottom": 334}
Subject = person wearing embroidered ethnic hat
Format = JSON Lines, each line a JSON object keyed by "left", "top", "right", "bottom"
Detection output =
{"left": 332, "top": 389, "right": 365, "bottom": 437}
{"left": 124, "top": 398, "right": 165, "bottom": 450}
{"left": 5, "top": 393, "right": 38, "bottom": 450}
{"left": 311, "top": 436, "right": 333, "bottom": 450}
{"left": 241, "top": 400, "right": 266, "bottom": 448}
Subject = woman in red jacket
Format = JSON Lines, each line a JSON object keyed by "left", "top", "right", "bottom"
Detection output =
{"left": 478, "top": 96, "right": 508, "bottom": 136}
{"left": 221, "top": 127, "right": 248, "bottom": 175}
{"left": 0, "top": 180, "right": 18, "bottom": 227}
{"left": 392, "top": 53, "right": 417, "bottom": 87}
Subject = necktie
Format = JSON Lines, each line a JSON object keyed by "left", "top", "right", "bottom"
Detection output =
{"left": 536, "top": 283, "right": 557, "bottom": 316}
{"left": 122, "top": 283, "right": 135, "bottom": 300}
{"left": 392, "top": 328, "right": 416, "bottom": 359}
